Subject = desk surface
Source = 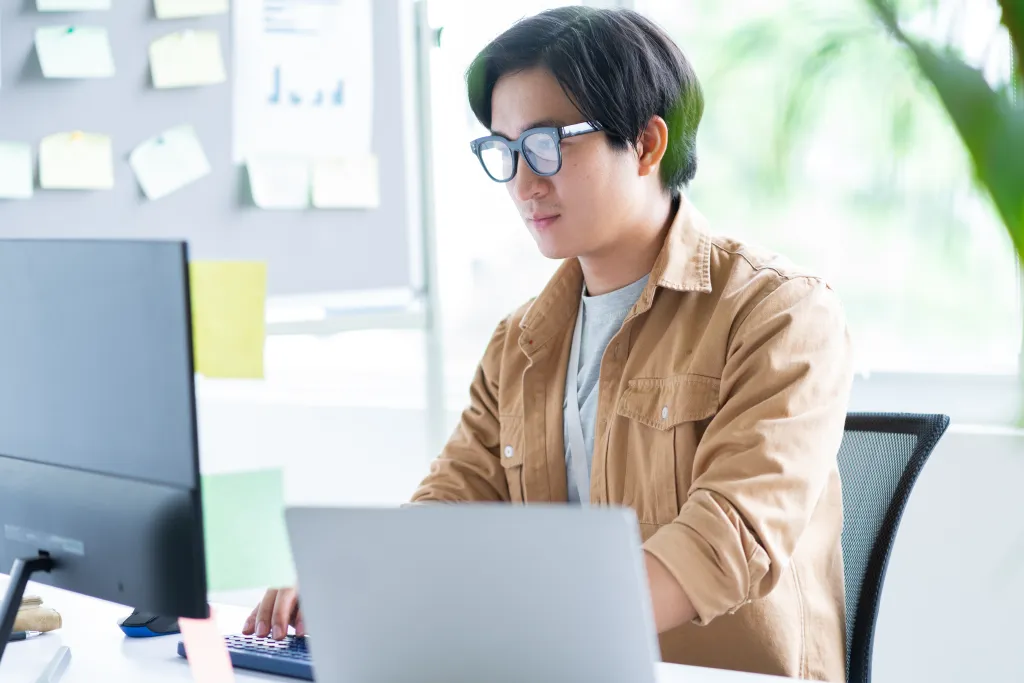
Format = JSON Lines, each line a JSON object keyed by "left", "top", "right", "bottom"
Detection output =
{"left": 0, "top": 584, "right": 792, "bottom": 683}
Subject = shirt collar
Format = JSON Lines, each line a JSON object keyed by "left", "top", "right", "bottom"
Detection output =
{"left": 518, "top": 195, "right": 713, "bottom": 355}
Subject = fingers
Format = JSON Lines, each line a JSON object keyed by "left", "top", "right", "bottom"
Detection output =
{"left": 242, "top": 588, "right": 303, "bottom": 640}
{"left": 253, "top": 589, "right": 280, "bottom": 638}
{"left": 241, "top": 604, "right": 259, "bottom": 635}
{"left": 270, "top": 588, "right": 298, "bottom": 640}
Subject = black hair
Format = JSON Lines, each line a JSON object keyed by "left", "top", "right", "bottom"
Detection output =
{"left": 466, "top": 6, "right": 704, "bottom": 194}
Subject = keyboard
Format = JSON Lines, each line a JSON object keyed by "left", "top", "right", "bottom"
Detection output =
{"left": 177, "top": 634, "right": 313, "bottom": 680}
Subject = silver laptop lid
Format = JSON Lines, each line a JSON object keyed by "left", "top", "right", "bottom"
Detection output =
{"left": 286, "top": 504, "right": 660, "bottom": 683}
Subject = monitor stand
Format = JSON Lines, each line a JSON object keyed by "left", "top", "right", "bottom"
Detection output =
{"left": 0, "top": 554, "right": 57, "bottom": 663}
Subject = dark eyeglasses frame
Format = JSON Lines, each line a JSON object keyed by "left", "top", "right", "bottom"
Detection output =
{"left": 469, "top": 121, "right": 603, "bottom": 183}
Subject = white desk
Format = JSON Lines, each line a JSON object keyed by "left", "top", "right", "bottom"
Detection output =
{"left": 0, "top": 584, "right": 791, "bottom": 683}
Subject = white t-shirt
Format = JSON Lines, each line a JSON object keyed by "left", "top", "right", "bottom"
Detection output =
{"left": 563, "top": 273, "right": 650, "bottom": 503}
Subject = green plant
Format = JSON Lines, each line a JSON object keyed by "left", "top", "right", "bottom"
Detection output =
{"left": 710, "top": 0, "right": 1022, "bottom": 262}
{"left": 659, "top": 0, "right": 1020, "bottom": 368}
{"left": 865, "top": 0, "right": 1024, "bottom": 263}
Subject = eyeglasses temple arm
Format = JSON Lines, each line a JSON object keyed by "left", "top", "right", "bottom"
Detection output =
{"left": 559, "top": 122, "right": 602, "bottom": 138}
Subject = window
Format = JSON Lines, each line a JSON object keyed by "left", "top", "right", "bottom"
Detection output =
{"left": 427, "top": 1, "right": 583, "bottom": 406}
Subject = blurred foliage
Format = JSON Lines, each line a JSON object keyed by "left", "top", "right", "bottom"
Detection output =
{"left": 864, "top": 0, "right": 1023, "bottom": 264}
{"left": 641, "top": 0, "right": 1022, "bottom": 370}
{"left": 694, "top": 0, "right": 986, "bottom": 252}
{"left": 710, "top": 0, "right": 1023, "bottom": 263}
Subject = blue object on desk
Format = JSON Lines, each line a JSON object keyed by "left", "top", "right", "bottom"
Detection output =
{"left": 177, "top": 634, "right": 313, "bottom": 681}
{"left": 118, "top": 610, "right": 180, "bottom": 638}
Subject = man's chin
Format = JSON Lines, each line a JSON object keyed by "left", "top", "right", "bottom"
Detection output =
{"left": 532, "top": 236, "right": 577, "bottom": 261}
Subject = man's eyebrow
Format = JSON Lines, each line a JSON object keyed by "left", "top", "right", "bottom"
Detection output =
{"left": 490, "top": 118, "right": 565, "bottom": 139}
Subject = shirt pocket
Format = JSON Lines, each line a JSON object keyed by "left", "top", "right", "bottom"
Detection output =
{"left": 614, "top": 374, "right": 719, "bottom": 525}
{"left": 498, "top": 415, "right": 525, "bottom": 503}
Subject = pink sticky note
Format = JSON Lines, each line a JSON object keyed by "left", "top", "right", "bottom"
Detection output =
{"left": 179, "top": 615, "right": 236, "bottom": 682}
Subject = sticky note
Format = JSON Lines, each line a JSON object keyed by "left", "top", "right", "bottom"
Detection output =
{"left": 39, "top": 132, "right": 114, "bottom": 190}
{"left": 201, "top": 469, "right": 293, "bottom": 592}
{"left": 149, "top": 30, "right": 226, "bottom": 89}
{"left": 154, "top": 0, "right": 228, "bottom": 19}
{"left": 37, "top": 0, "right": 111, "bottom": 10}
{"left": 189, "top": 261, "right": 266, "bottom": 379}
{"left": 0, "top": 142, "right": 34, "bottom": 200}
{"left": 247, "top": 158, "right": 309, "bottom": 210}
{"left": 179, "top": 615, "right": 236, "bottom": 683}
{"left": 312, "top": 155, "right": 380, "bottom": 209}
{"left": 129, "top": 125, "right": 211, "bottom": 200}
{"left": 35, "top": 26, "right": 114, "bottom": 79}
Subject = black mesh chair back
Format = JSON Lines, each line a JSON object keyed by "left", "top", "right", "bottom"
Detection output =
{"left": 837, "top": 413, "right": 950, "bottom": 683}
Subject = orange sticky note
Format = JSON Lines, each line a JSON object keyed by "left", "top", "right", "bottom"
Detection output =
{"left": 179, "top": 615, "right": 236, "bottom": 682}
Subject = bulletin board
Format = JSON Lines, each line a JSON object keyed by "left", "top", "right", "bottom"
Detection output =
{"left": 0, "top": 0, "right": 420, "bottom": 297}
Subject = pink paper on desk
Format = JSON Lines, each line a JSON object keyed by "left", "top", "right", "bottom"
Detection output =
{"left": 179, "top": 615, "right": 236, "bottom": 682}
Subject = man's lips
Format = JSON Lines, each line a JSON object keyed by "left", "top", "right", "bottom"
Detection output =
{"left": 527, "top": 214, "right": 560, "bottom": 229}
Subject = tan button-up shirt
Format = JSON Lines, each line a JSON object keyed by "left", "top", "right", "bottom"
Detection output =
{"left": 411, "top": 197, "right": 854, "bottom": 681}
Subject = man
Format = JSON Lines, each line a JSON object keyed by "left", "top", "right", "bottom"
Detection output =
{"left": 246, "top": 7, "right": 853, "bottom": 681}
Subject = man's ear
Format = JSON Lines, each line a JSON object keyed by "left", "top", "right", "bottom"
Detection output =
{"left": 636, "top": 115, "right": 669, "bottom": 178}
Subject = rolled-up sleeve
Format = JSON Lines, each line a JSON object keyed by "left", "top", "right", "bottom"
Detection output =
{"left": 409, "top": 317, "right": 511, "bottom": 504}
{"left": 642, "top": 276, "right": 854, "bottom": 625}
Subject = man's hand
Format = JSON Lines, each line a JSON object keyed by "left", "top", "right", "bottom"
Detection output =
{"left": 644, "top": 552, "right": 696, "bottom": 633}
{"left": 242, "top": 587, "right": 305, "bottom": 640}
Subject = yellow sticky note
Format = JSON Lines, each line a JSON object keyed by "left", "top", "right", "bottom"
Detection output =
{"left": 312, "top": 155, "right": 380, "bottom": 209}
{"left": 247, "top": 158, "right": 309, "bottom": 210}
{"left": 129, "top": 125, "right": 211, "bottom": 200}
{"left": 0, "top": 142, "right": 34, "bottom": 200}
{"left": 189, "top": 261, "right": 266, "bottom": 379}
{"left": 39, "top": 132, "right": 114, "bottom": 190}
{"left": 37, "top": 0, "right": 111, "bottom": 10}
{"left": 179, "top": 615, "right": 236, "bottom": 683}
{"left": 149, "top": 30, "right": 226, "bottom": 89}
{"left": 154, "top": 0, "right": 228, "bottom": 19}
{"left": 35, "top": 26, "right": 114, "bottom": 79}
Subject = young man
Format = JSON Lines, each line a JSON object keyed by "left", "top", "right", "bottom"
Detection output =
{"left": 246, "top": 7, "right": 853, "bottom": 681}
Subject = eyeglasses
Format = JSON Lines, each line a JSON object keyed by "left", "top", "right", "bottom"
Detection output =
{"left": 469, "top": 121, "right": 602, "bottom": 183}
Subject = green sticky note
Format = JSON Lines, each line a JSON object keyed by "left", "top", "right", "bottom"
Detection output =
{"left": 201, "top": 468, "right": 294, "bottom": 592}
{"left": 189, "top": 261, "right": 267, "bottom": 379}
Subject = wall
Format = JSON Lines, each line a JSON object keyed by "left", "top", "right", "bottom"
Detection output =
{"left": 870, "top": 427, "right": 1024, "bottom": 683}
{"left": 0, "top": 0, "right": 419, "bottom": 296}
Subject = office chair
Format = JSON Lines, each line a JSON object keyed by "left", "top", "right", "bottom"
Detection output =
{"left": 837, "top": 412, "right": 950, "bottom": 683}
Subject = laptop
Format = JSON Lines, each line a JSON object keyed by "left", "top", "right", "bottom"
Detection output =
{"left": 284, "top": 504, "right": 661, "bottom": 683}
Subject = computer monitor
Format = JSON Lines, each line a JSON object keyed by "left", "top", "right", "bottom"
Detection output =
{"left": 0, "top": 240, "right": 208, "bottom": 662}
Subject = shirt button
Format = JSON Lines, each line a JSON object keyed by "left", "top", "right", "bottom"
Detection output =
{"left": 504, "top": 446, "right": 514, "bottom": 458}
{"left": 661, "top": 406, "right": 669, "bottom": 420}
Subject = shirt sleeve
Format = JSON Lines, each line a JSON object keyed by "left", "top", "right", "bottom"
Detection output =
{"left": 642, "top": 277, "right": 854, "bottom": 625}
{"left": 409, "top": 317, "right": 511, "bottom": 503}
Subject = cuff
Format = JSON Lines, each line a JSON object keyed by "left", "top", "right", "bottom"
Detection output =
{"left": 642, "top": 491, "right": 771, "bottom": 625}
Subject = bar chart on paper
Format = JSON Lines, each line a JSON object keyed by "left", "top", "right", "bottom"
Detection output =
{"left": 232, "top": 0, "right": 374, "bottom": 162}
{"left": 266, "top": 65, "right": 344, "bottom": 106}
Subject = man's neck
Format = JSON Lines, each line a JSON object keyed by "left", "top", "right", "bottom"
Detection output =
{"left": 579, "top": 196, "right": 676, "bottom": 296}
